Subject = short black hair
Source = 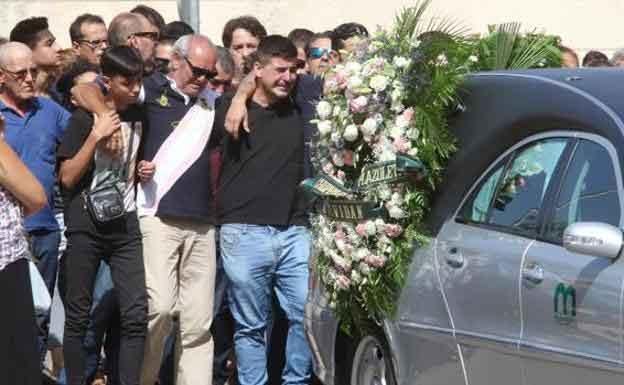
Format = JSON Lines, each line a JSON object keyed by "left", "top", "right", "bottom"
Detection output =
{"left": 160, "top": 21, "right": 194, "bottom": 43}
{"left": 332, "top": 22, "right": 368, "bottom": 51}
{"left": 69, "top": 14, "right": 105, "bottom": 43}
{"left": 131, "top": 4, "right": 165, "bottom": 32}
{"left": 10, "top": 17, "right": 50, "bottom": 48}
{"left": 222, "top": 16, "right": 267, "bottom": 48}
{"left": 582, "top": 50, "right": 610, "bottom": 67}
{"left": 100, "top": 46, "right": 144, "bottom": 78}
{"left": 305, "top": 31, "right": 334, "bottom": 55}
{"left": 287, "top": 28, "right": 314, "bottom": 49}
{"left": 256, "top": 35, "right": 297, "bottom": 65}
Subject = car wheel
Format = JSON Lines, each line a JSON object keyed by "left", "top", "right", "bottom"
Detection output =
{"left": 350, "top": 335, "right": 396, "bottom": 385}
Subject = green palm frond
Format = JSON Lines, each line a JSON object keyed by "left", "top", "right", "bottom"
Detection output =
{"left": 493, "top": 22, "right": 521, "bottom": 69}
{"left": 393, "top": 0, "right": 432, "bottom": 43}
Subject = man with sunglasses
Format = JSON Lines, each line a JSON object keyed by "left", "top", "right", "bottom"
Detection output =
{"left": 0, "top": 42, "right": 71, "bottom": 376}
{"left": 69, "top": 14, "right": 108, "bottom": 67}
{"left": 306, "top": 31, "right": 338, "bottom": 76}
{"left": 72, "top": 34, "right": 221, "bottom": 385}
{"left": 108, "top": 12, "right": 159, "bottom": 75}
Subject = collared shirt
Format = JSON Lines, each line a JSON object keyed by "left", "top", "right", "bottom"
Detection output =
{"left": 0, "top": 186, "right": 30, "bottom": 271}
{"left": 2, "top": 97, "right": 71, "bottom": 232}
{"left": 139, "top": 72, "right": 219, "bottom": 223}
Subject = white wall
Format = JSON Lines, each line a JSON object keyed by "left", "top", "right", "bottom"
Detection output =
{"left": 0, "top": 0, "right": 619, "bottom": 57}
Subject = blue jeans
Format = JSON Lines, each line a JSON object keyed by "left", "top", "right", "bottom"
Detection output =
{"left": 220, "top": 224, "right": 312, "bottom": 385}
{"left": 30, "top": 229, "right": 61, "bottom": 366}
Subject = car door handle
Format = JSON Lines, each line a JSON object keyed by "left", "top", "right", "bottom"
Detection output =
{"left": 522, "top": 262, "right": 544, "bottom": 284}
{"left": 445, "top": 247, "right": 464, "bottom": 268}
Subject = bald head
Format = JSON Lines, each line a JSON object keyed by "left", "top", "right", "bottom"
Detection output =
{"left": 0, "top": 42, "right": 32, "bottom": 69}
{"left": 108, "top": 12, "right": 144, "bottom": 47}
{"left": 170, "top": 34, "right": 217, "bottom": 97}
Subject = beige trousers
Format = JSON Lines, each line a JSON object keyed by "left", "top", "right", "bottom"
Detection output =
{"left": 139, "top": 215, "right": 216, "bottom": 385}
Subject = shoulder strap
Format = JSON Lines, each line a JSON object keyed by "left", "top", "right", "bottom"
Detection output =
{"left": 117, "top": 122, "right": 136, "bottom": 181}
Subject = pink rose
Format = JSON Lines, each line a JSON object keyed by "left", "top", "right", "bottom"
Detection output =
{"left": 384, "top": 224, "right": 403, "bottom": 238}
{"left": 335, "top": 230, "right": 346, "bottom": 241}
{"left": 402, "top": 107, "right": 414, "bottom": 123}
{"left": 335, "top": 274, "right": 352, "bottom": 290}
{"left": 343, "top": 150, "right": 354, "bottom": 166}
{"left": 349, "top": 96, "right": 368, "bottom": 113}
{"left": 393, "top": 136, "right": 410, "bottom": 153}
{"left": 336, "top": 170, "right": 346, "bottom": 181}
{"left": 365, "top": 254, "right": 388, "bottom": 268}
{"left": 355, "top": 223, "right": 367, "bottom": 237}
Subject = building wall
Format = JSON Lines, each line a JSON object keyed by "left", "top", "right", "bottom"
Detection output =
{"left": 0, "top": 0, "right": 620, "bottom": 58}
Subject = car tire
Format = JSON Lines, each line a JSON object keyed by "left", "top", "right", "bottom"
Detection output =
{"left": 350, "top": 334, "right": 397, "bottom": 385}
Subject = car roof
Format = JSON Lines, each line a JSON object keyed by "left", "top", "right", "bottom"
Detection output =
{"left": 428, "top": 68, "right": 624, "bottom": 232}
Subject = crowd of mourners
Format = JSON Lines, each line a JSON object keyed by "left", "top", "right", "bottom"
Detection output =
{"left": 0, "top": 4, "right": 617, "bottom": 385}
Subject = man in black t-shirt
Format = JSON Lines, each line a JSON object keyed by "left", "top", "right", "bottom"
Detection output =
{"left": 57, "top": 46, "right": 148, "bottom": 385}
{"left": 215, "top": 35, "right": 312, "bottom": 385}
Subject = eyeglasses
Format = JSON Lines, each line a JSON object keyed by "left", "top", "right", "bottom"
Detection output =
{"left": 183, "top": 56, "right": 218, "bottom": 79}
{"left": 1, "top": 66, "right": 38, "bottom": 82}
{"left": 132, "top": 31, "right": 159, "bottom": 42}
{"left": 309, "top": 47, "right": 338, "bottom": 60}
{"left": 77, "top": 39, "right": 108, "bottom": 49}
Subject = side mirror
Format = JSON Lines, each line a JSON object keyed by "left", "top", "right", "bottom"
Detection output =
{"left": 563, "top": 222, "right": 623, "bottom": 259}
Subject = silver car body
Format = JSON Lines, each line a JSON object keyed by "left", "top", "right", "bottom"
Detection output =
{"left": 305, "top": 69, "right": 624, "bottom": 385}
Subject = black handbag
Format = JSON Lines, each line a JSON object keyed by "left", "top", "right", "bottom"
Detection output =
{"left": 84, "top": 123, "right": 136, "bottom": 224}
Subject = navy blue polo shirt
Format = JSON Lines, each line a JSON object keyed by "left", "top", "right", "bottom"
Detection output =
{"left": 140, "top": 72, "right": 218, "bottom": 223}
{"left": 2, "top": 97, "right": 70, "bottom": 232}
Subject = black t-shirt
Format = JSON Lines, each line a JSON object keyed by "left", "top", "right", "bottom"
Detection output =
{"left": 57, "top": 107, "right": 144, "bottom": 234}
{"left": 215, "top": 95, "right": 307, "bottom": 227}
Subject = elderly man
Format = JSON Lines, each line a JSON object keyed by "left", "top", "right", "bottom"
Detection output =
{"left": 0, "top": 41, "right": 70, "bottom": 371}
{"left": 74, "top": 34, "right": 220, "bottom": 385}
{"left": 69, "top": 14, "right": 108, "bottom": 67}
{"left": 108, "top": 12, "right": 159, "bottom": 73}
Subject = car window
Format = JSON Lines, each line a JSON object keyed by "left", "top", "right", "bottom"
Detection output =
{"left": 544, "top": 139, "right": 621, "bottom": 243}
{"left": 488, "top": 139, "right": 567, "bottom": 235}
{"left": 458, "top": 138, "right": 568, "bottom": 237}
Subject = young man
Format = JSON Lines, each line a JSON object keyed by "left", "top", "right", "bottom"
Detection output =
{"left": 69, "top": 14, "right": 108, "bottom": 67}
{"left": 57, "top": 46, "right": 148, "bottom": 385}
{"left": 222, "top": 16, "right": 267, "bottom": 81}
{"left": 215, "top": 35, "right": 312, "bottom": 385}
{"left": 0, "top": 41, "right": 71, "bottom": 370}
{"left": 10, "top": 17, "right": 61, "bottom": 70}
{"left": 288, "top": 28, "right": 314, "bottom": 75}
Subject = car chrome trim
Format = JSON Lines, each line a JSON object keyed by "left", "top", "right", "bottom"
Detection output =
{"left": 457, "top": 343, "right": 470, "bottom": 385}
{"left": 433, "top": 238, "right": 457, "bottom": 332}
{"left": 397, "top": 319, "right": 455, "bottom": 336}
{"left": 516, "top": 342, "right": 624, "bottom": 372}
{"left": 518, "top": 239, "right": 535, "bottom": 343}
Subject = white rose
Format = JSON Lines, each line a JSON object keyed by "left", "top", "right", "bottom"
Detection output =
{"left": 469, "top": 55, "right": 479, "bottom": 63}
{"left": 330, "top": 131, "right": 341, "bottom": 144}
{"left": 354, "top": 248, "right": 369, "bottom": 262}
{"left": 395, "top": 114, "right": 410, "bottom": 129}
{"left": 378, "top": 186, "right": 392, "bottom": 201}
{"left": 317, "top": 120, "right": 332, "bottom": 137}
{"left": 407, "top": 127, "right": 420, "bottom": 140}
{"left": 436, "top": 54, "right": 448, "bottom": 66}
{"left": 390, "top": 124, "right": 406, "bottom": 139}
{"left": 369, "top": 75, "right": 389, "bottom": 92}
{"left": 332, "top": 105, "right": 342, "bottom": 117}
{"left": 345, "top": 61, "right": 362, "bottom": 74}
{"left": 378, "top": 150, "right": 396, "bottom": 162}
{"left": 365, "top": 221, "right": 377, "bottom": 236}
{"left": 375, "top": 218, "right": 386, "bottom": 233}
{"left": 343, "top": 124, "right": 359, "bottom": 142}
{"left": 361, "top": 118, "right": 378, "bottom": 136}
{"left": 351, "top": 269, "right": 362, "bottom": 284}
{"left": 391, "top": 192, "right": 403, "bottom": 205}
{"left": 316, "top": 101, "right": 332, "bottom": 119}
{"left": 391, "top": 88, "right": 403, "bottom": 103}
{"left": 408, "top": 147, "right": 419, "bottom": 157}
{"left": 388, "top": 205, "right": 406, "bottom": 219}
{"left": 331, "top": 151, "right": 345, "bottom": 167}
{"left": 348, "top": 75, "right": 363, "bottom": 90}
{"left": 359, "top": 262, "right": 371, "bottom": 275}
{"left": 393, "top": 56, "right": 411, "bottom": 68}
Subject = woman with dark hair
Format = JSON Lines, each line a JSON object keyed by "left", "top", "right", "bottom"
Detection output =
{"left": 57, "top": 46, "right": 149, "bottom": 385}
{"left": 0, "top": 113, "right": 47, "bottom": 385}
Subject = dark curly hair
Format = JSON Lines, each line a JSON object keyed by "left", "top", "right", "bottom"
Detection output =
{"left": 10, "top": 17, "right": 50, "bottom": 49}
{"left": 222, "top": 16, "right": 267, "bottom": 49}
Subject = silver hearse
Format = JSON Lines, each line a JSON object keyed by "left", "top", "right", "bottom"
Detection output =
{"left": 305, "top": 68, "right": 624, "bottom": 385}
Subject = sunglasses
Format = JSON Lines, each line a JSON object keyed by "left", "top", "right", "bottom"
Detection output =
{"left": 1, "top": 66, "right": 38, "bottom": 82}
{"left": 309, "top": 47, "right": 338, "bottom": 60}
{"left": 184, "top": 56, "right": 218, "bottom": 79}
{"left": 132, "top": 31, "right": 159, "bottom": 41}
{"left": 77, "top": 39, "right": 108, "bottom": 49}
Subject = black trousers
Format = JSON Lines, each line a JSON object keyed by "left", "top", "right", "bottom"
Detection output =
{"left": 59, "top": 214, "right": 147, "bottom": 385}
{"left": 0, "top": 258, "right": 40, "bottom": 385}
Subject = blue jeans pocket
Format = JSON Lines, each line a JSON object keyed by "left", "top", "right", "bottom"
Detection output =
{"left": 219, "top": 224, "right": 246, "bottom": 252}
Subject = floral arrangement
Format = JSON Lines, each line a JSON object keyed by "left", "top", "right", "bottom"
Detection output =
{"left": 306, "top": 0, "right": 475, "bottom": 333}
